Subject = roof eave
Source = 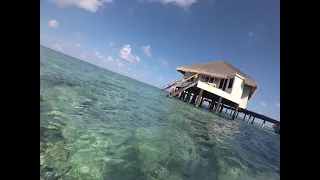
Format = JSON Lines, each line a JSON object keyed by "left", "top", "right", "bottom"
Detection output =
{"left": 176, "top": 66, "right": 259, "bottom": 94}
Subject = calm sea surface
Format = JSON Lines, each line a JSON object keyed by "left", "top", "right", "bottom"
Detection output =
{"left": 40, "top": 46, "right": 280, "bottom": 180}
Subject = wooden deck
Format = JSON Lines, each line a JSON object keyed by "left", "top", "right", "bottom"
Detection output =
{"left": 167, "top": 86, "right": 280, "bottom": 134}
{"left": 217, "top": 104, "right": 280, "bottom": 125}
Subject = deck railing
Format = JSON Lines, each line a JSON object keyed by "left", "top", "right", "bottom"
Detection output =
{"left": 162, "top": 73, "right": 199, "bottom": 91}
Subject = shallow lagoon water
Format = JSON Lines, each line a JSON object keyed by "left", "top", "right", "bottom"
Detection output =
{"left": 40, "top": 46, "right": 280, "bottom": 180}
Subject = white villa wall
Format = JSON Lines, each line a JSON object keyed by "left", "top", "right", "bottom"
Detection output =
{"left": 239, "top": 85, "right": 250, "bottom": 108}
{"left": 196, "top": 74, "right": 248, "bottom": 108}
{"left": 220, "top": 75, "right": 245, "bottom": 102}
{"left": 197, "top": 81, "right": 241, "bottom": 104}
{"left": 229, "top": 75, "right": 245, "bottom": 101}
{"left": 181, "top": 72, "right": 250, "bottom": 109}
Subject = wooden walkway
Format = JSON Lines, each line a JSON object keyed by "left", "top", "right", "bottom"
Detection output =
{"left": 217, "top": 104, "right": 280, "bottom": 126}
{"left": 171, "top": 89, "right": 280, "bottom": 133}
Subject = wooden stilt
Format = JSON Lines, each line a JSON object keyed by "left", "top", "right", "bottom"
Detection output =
{"left": 261, "top": 120, "right": 266, "bottom": 129}
{"left": 185, "top": 91, "right": 192, "bottom": 102}
{"left": 219, "top": 106, "right": 223, "bottom": 113}
{"left": 214, "top": 97, "right": 222, "bottom": 113}
{"left": 190, "top": 93, "right": 198, "bottom": 104}
{"left": 251, "top": 117, "right": 255, "bottom": 124}
{"left": 200, "top": 97, "right": 204, "bottom": 107}
{"left": 177, "top": 91, "right": 181, "bottom": 98}
{"left": 225, "top": 108, "right": 227, "bottom": 114}
{"left": 195, "top": 89, "right": 204, "bottom": 107}
{"left": 179, "top": 91, "right": 185, "bottom": 100}
{"left": 230, "top": 110, "right": 233, "bottom": 115}
{"left": 243, "top": 114, "right": 246, "bottom": 121}
{"left": 209, "top": 100, "right": 215, "bottom": 111}
{"left": 247, "top": 115, "right": 252, "bottom": 124}
{"left": 232, "top": 104, "right": 239, "bottom": 120}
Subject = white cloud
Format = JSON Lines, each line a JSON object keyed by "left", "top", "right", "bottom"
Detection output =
{"left": 79, "top": 53, "right": 86, "bottom": 59}
{"left": 107, "top": 56, "right": 113, "bottom": 62}
{"left": 161, "top": 59, "right": 168, "bottom": 65}
{"left": 120, "top": 44, "right": 133, "bottom": 61}
{"left": 94, "top": 52, "right": 113, "bottom": 63}
{"left": 94, "top": 51, "right": 104, "bottom": 60}
{"left": 75, "top": 32, "right": 85, "bottom": 40}
{"left": 276, "top": 102, "right": 280, "bottom": 108}
{"left": 120, "top": 69, "right": 128, "bottom": 74}
{"left": 120, "top": 44, "right": 140, "bottom": 63}
{"left": 136, "top": 56, "right": 141, "bottom": 63}
{"left": 127, "top": 68, "right": 131, "bottom": 71}
{"left": 142, "top": 45, "right": 152, "bottom": 57}
{"left": 142, "top": 0, "right": 199, "bottom": 8}
{"left": 255, "top": 22, "right": 266, "bottom": 30}
{"left": 48, "top": 20, "right": 59, "bottom": 28}
{"left": 141, "top": 73, "right": 146, "bottom": 76}
{"left": 260, "top": 101, "right": 267, "bottom": 106}
{"left": 159, "top": 57, "right": 168, "bottom": 65}
{"left": 50, "top": 0, "right": 113, "bottom": 13}
{"left": 76, "top": 43, "right": 82, "bottom": 48}
{"left": 247, "top": 23, "right": 265, "bottom": 38}
{"left": 108, "top": 42, "right": 113, "bottom": 47}
{"left": 118, "top": 62, "right": 124, "bottom": 68}
{"left": 143, "top": 64, "right": 148, "bottom": 67}
{"left": 41, "top": 34, "right": 121, "bottom": 71}
{"left": 132, "top": 73, "right": 140, "bottom": 78}
{"left": 52, "top": 43, "right": 63, "bottom": 50}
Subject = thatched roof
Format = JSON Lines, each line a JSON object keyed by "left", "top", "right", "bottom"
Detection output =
{"left": 176, "top": 61, "right": 258, "bottom": 99}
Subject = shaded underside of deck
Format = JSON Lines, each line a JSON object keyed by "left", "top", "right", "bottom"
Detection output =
{"left": 176, "top": 86, "right": 280, "bottom": 126}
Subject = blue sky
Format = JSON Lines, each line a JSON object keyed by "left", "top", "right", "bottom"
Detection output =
{"left": 40, "top": 0, "right": 280, "bottom": 121}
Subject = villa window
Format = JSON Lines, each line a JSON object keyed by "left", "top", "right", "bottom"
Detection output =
{"left": 219, "top": 79, "right": 225, "bottom": 89}
{"left": 209, "top": 78, "right": 214, "bottom": 83}
{"left": 204, "top": 76, "right": 209, "bottom": 82}
{"left": 228, "top": 78, "right": 234, "bottom": 88}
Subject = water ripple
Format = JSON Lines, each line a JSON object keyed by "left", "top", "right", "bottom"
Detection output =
{"left": 40, "top": 46, "right": 280, "bottom": 180}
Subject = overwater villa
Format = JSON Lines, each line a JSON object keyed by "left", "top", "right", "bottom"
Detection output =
{"left": 162, "top": 61, "right": 280, "bottom": 134}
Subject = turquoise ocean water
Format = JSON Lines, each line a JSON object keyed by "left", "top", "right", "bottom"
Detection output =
{"left": 40, "top": 46, "right": 280, "bottom": 180}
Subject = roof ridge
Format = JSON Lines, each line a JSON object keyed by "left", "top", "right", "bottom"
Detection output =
{"left": 223, "top": 61, "right": 251, "bottom": 77}
{"left": 182, "top": 60, "right": 226, "bottom": 67}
